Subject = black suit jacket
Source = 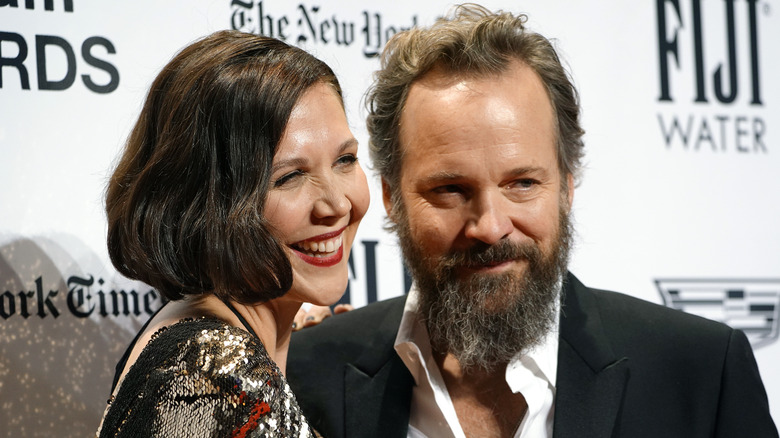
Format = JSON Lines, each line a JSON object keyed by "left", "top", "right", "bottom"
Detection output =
{"left": 287, "top": 273, "right": 777, "bottom": 437}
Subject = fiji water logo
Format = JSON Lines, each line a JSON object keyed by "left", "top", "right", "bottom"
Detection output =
{"left": 655, "top": 278, "right": 780, "bottom": 349}
{"left": 655, "top": 0, "right": 771, "bottom": 153}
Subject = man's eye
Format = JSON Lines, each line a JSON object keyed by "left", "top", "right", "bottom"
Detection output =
{"left": 273, "top": 170, "right": 302, "bottom": 188}
{"left": 431, "top": 184, "right": 462, "bottom": 194}
{"left": 513, "top": 179, "right": 537, "bottom": 189}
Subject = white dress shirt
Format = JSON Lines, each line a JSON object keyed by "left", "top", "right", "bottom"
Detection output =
{"left": 394, "top": 285, "right": 560, "bottom": 438}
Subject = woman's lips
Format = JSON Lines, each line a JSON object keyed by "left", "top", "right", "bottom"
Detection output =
{"left": 292, "top": 244, "right": 344, "bottom": 267}
{"left": 290, "top": 228, "right": 346, "bottom": 267}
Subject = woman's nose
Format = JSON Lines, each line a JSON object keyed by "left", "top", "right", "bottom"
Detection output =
{"left": 312, "top": 182, "right": 350, "bottom": 219}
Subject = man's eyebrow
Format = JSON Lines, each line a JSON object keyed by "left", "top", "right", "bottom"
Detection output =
{"left": 419, "top": 171, "right": 463, "bottom": 185}
{"left": 507, "top": 166, "right": 548, "bottom": 176}
{"left": 419, "top": 166, "right": 548, "bottom": 185}
{"left": 271, "top": 138, "right": 358, "bottom": 174}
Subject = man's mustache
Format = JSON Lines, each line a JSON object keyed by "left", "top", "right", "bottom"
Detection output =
{"left": 439, "top": 240, "right": 542, "bottom": 271}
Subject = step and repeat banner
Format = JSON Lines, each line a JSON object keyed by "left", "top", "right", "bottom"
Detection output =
{"left": 1, "top": 0, "right": 778, "bottom": 435}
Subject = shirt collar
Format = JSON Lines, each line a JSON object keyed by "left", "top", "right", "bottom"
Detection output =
{"left": 394, "top": 287, "right": 428, "bottom": 386}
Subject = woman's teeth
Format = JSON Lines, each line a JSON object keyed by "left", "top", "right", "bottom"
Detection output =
{"left": 296, "top": 235, "right": 342, "bottom": 256}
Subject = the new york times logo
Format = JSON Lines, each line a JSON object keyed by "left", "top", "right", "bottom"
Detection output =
{"left": 0, "top": 275, "right": 163, "bottom": 319}
{"left": 230, "top": 1, "right": 418, "bottom": 58}
{"left": 655, "top": 0, "right": 768, "bottom": 153}
{"left": 656, "top": 278, "right": 780, "bottom": 349}
{"left": 0, "top": 0, "right": 120, "bottom": 93}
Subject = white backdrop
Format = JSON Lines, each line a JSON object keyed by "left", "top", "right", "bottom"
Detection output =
{"left": 1, "top": 0, "right": 778, "bottom": 436}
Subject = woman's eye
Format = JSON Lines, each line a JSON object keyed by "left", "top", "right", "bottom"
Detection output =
{"left": 336, "top": 153, "right": 358, "bottom": 167}
{"left": 273, "top": 170, "right": 302, "bottom": 188}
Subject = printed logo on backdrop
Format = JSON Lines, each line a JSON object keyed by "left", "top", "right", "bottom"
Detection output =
{"left": 655, "top": 0, "right": 769, "bottom": 153}
{"left": 329, "top": 242, "right": 398, "bottom": 306}
{"left": 655, "top": 278, "right": 780, "bottom": 349}
{"left": 230, "top": 0, "right": 419, "bottom": 58}
{"left": 0, "top": 275, "right": 162, "bottom": 320}
{"left": 0, "top": 0, "right": 119, "bottom": 93}
{"left": 0, "top": 245, "right": 388, "bottom": 320}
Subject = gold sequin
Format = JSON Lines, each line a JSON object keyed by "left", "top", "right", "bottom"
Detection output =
{"left": 96, "top": 318, "right": 315, "bottom": 437}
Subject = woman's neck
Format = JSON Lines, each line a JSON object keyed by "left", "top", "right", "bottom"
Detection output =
{"left": 223, "top": 296, "right": 302, "bottom": 375}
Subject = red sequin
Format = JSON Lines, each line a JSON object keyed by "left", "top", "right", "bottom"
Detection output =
{"left": 231, "top": 400, "right": 271, "bottom": 438}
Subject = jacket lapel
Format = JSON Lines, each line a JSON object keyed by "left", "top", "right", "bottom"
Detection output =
{"left": 343, "top": 296, "right": 414, "bottom": 438}
{"left": 553, "top": 273, "right": 629, "bottom": 438}
{"left": 345, "top": 356, "right": 414, "bottom": 437}
{"left": 338, "top": 277, "right": 629, "bottom": 437}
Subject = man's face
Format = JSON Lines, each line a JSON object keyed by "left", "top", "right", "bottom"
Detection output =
{"left": 388, "top": 60, "right": 573, "bottom": 302}
{"left": 386, "top": 61, "right": 574, "bottom": 370}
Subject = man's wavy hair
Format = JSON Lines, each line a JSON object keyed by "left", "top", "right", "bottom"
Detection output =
{"left": 366, "top": 4, "right": 585, "bottom": 228}
{"left": 106, "top": 30, "right": 341, "bottom": 304}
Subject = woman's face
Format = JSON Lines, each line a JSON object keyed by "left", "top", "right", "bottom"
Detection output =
{"left": 264, "top": 82, "right": 369, "bottom": 306}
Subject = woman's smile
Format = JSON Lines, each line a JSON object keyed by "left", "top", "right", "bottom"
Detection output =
{"left": 290, "top": 228, "right": 345, "bottom": 266}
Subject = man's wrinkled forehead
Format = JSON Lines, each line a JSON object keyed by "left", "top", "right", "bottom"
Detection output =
{"left": 398, "top": 59, "right": 556, "bottom": 157}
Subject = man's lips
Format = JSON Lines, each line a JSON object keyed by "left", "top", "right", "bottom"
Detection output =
{"left": 459, "top": 259, "right": 520, "bottom": 274}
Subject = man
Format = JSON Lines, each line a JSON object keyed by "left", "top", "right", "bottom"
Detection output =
{"left": 287, "top": 5, "right": 777, "bottom": 437}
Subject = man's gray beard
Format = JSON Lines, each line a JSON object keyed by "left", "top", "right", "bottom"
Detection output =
{"left": 396, "top": 206, "right": 573, "bottom": 374}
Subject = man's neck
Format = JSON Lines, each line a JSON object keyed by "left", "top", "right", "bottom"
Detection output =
{"left": 434, "top": 351, "right": 528, "bottom": 438}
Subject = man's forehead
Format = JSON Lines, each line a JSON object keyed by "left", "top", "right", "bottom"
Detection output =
{"left": 402, "top": 61, "right": 550, "bottom": 123}
{"left": 395, "top": 59, "right": 559, "bottom": 188}
{"left": 410, "top": 59, "right": 527, "bottom": 92}
{"left": 401, "top": 63, "right": 553, "bottom": 141}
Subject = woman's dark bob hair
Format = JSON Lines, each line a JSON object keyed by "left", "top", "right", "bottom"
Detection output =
{"left": 106, "top": 30, "right": 342, "bottom": 304}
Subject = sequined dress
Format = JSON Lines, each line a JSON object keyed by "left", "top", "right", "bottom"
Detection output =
{"left": 97, "top": 318, "right": 316, "bottom": 437}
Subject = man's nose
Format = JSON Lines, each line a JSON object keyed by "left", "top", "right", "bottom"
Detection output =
{"left": 463, "top": 191, "right": 513, "bottom": 245}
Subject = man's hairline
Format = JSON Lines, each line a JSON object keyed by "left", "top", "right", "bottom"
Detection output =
{"left": 387, "top": 56, "right": 569, "bottom": 195}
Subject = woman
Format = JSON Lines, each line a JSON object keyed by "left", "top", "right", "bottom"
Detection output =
{"left": 97, "top": 30, "right": 369, "bottom": 437}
